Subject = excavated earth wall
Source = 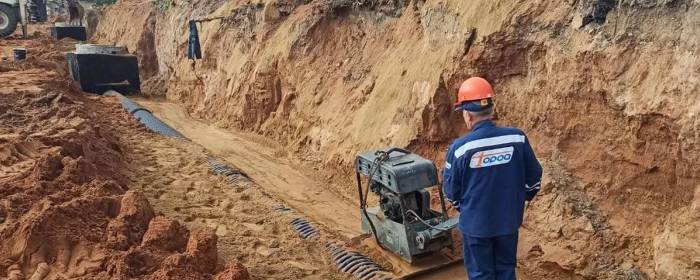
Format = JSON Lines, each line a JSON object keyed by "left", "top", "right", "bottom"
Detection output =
{"left": 94, "top": 0, "right": 700, "bottom": 279}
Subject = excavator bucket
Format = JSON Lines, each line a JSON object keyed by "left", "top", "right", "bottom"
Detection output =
{"left": 68, "top": 8, "right": 77, "bottom": 23}
{"left": 68, "top": 1, "right": 85, "bottom": 26}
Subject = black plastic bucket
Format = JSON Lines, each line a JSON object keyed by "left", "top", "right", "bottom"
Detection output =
{"left": 13, "top": 48, "right": 26, "bottom": 60}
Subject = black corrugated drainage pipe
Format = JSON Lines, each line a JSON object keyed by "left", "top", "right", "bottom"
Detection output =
{"left": 104, "top": 90, "right": 188, "bottom": 139}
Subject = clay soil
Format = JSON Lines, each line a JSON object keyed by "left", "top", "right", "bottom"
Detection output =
{"left": 94, "top": 0, "right": 700, "bottom": 279}
{"left": 0, "top": 26, "right": 349, "bottom": 280}
{"left": 7, "top": 0, "right": 699, "bottom": 279}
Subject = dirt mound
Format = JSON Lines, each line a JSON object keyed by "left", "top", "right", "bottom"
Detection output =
{"left": 140, "top": 217, "right": 190, "bottom": 252}
{"left": 214, "top": 263, "right": 251, "bottom": 280}
{"left": 0, "top": 28, "right": 249, "bottom": 280}
{"left": 106, "top": 219, "right": 249, "bottom": 280}
{"left": 106, "top": 191, "right": 157, "bottom": 250}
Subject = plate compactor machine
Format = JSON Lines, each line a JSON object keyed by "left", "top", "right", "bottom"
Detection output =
{"left": 355, "top": 147, "right": 462, "bottom": 276}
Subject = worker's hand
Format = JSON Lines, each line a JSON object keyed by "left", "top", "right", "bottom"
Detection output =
{"left": 447, "top": 198, "right": 460, "bottom": 212}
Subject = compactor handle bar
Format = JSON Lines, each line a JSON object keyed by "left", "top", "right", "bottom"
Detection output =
{"left": 378, "top": 147, "right": 411, "bottom": 156}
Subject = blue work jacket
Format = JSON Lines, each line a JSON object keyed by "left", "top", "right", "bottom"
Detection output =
{"left": 443, "top": 120, "right": 542, "bottom": 237}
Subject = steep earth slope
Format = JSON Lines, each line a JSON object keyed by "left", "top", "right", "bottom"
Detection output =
{"left": 94, "top": 0, "right": 700, "bottom": 279}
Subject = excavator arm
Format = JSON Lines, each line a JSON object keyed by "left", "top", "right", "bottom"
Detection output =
{"left": 18, "top": 0, "right": 26, "bottom": 38}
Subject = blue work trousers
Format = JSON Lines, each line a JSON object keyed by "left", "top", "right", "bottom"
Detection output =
{"left": 462, "top": 233, "right": 518, "bottom": 280}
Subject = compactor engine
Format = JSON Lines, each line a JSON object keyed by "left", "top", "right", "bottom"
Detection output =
{"left": 355, "top": 147, "right": 459, "bottom": 263}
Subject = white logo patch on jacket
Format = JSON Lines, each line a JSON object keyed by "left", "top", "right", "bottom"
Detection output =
{"left": 469, "top": 146, "right": 514, "bottom": 168}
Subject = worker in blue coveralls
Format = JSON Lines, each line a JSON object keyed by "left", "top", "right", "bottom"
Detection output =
{"left": 442, "top": 77, "right": 542, "bottom": 280}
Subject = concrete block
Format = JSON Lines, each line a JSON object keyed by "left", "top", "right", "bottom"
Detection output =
{"left": 51, "top": 25, "right": 87, "bottom": 41}
{"left": 76, "top": 44, "right": 127, "bottom": 55}
{"left": 67, "top": 52, "right": 140, "bottom": 95}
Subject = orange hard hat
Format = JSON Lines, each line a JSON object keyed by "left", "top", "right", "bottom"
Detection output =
{"left": 454, "top": 77, "right": 494, "bottom": 107}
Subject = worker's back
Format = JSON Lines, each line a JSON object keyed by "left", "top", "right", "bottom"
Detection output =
{"left": 443, "top": 119, "right": 541, "bottom": 238}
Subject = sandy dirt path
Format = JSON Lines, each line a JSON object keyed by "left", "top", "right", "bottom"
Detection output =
{"left": 99, "top": 95, "right": 352, "bottom": 279}
{"left": 135, "top": 99, "right": 363, "bottom": 239}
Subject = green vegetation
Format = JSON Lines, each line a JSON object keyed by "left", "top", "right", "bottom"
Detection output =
{"left": 156, "top": 0, "right": 172, "bottom": 10}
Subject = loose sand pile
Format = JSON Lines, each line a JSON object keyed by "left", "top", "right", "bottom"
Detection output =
{"left": 0, "top": 27, "right": 250, "bottom": 280}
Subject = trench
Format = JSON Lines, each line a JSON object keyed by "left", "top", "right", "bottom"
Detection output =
{"left": 107, "top": 91, "right": 390, "bottom": 279}
{"left": 58, "top": 42, "right": 482, "bottom": 279}
{"left": 133, "top": 99, "right": 364, "bottom": 238}
{"left": 118, "top": 93, "right": 363, "bottom": 239}
{"left": 130, "top": 98, "right": 537, "bottom": 280}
